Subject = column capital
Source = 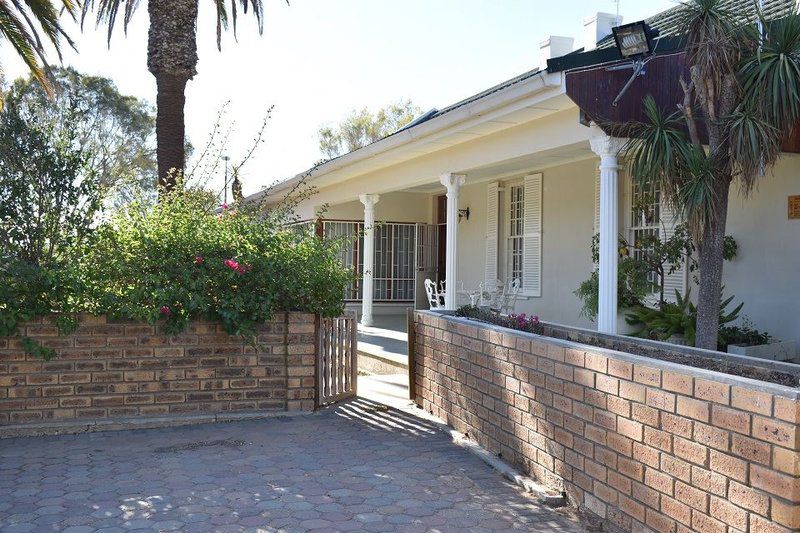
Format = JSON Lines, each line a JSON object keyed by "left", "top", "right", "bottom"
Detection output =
{"left": 439, "top": 173, "right": 466, "bottom": 192}
{"left": 589, "top": 134, "right": 625, "bottom": 158}
{"left": 359, "top": 193, "right": 380, "bottom": 208}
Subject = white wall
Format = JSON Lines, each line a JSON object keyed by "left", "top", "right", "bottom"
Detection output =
{"left": 721, "top": 155, "right": 800, "bottom": 347}
{"left": 456, "top": 158, "right": 597, "bottom": 328}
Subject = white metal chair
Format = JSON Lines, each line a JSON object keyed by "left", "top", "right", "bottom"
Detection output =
{"left": 424, "top": 279, "right": 442, "bottom": 309}
{"left": 499, "top": 278, "right": 522, "bottom": 314}
{"left": 481, "top": 279, "right": 504, "bottom": 310}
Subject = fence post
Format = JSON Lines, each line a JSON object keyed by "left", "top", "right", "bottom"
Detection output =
{"left": 407, "top": 307, "right": 416, "bottom": 402}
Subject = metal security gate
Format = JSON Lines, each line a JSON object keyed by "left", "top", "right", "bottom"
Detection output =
{"left": 317, "top": 311, "right": 358, "bottom": 406}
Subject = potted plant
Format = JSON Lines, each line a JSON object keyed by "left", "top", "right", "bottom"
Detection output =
{"left": 720, "top": 319, "right": 797, "bottom": 362}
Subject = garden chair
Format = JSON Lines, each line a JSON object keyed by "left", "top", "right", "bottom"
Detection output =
{"left": 424, "top": 279, "right": 442, "bottom": 309}
{"left": 499, "top": 278, "right": 522, "bottom": 314}
{"left": 481, "top": 279, "right": 504, "bottom": 310}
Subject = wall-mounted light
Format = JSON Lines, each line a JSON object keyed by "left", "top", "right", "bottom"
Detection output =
{"left": 608, "top": 21, "right": 658, "bottom": 106}
{"left": 612, "top": 21, "right": 654, "bottom": 59}
{"left": 458, "top": 207, "right": 470, "bottom": 221}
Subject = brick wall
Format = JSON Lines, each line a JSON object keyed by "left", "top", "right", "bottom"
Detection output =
{"left": 412, "top": 311, "right": 800, "bottom": 532}
{"left": 0, "top": 313, "right": 317, "bottom": 429}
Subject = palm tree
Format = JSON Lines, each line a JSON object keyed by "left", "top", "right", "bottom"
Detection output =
{"left": 624, "top": 0, "right": 800, "bottom": 350}
{"left": 0, "top": 0, "right": 77, "bottom": 106}
{"left": 82, "top": 0, "right": 266, "bottom": 193}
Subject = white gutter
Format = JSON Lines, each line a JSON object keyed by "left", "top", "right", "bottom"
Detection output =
{"left": 249, "top": 70, "right": 564, "bottom": 204}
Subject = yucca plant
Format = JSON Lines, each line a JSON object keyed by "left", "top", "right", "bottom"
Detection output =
{"left": 626, "top": 288, "right": 743, "bottom": 347}
{"left": 0, "top": 0, "right": 77, "bottom": 106}
{"left": 623, "top": 0, "right": 800, "bottom": 350}
{"left": 81, "top": 0, "right": 272, "bottom": 193}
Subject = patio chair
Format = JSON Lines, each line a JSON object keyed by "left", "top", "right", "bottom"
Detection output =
{"left": 424, "top": 279, "right": 442, "bottom": 309}
{"left": 481, "top": 279, "right": 504, "bottom": 310}
{"left": 498, "top": 278, "right": 522, "bottom": 314}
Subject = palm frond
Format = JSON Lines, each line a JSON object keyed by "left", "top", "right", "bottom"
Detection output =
{"left": 0, "top": 0, "right": 77, "bottom": 102}
{"left": 676, "top": 0, "right": 748, "bottom": 75}
{"left": 739, "top": 13, "right": 800, "bottom": 137}
{"left": 81, "top": 0, "right": 140, "bottom": 43}
{"left": 211, "top": 0, "right": 264, "bottom": 50}
{"left": 726, "top": 106, "right": 781, "bottom": 193}
{"left": 623, "top": 95, "right": 694, "bottom": 207}
{"left": 676, "top": 146, "right": 721, "bottom": 240}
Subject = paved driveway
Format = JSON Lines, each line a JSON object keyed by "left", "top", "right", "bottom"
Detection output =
{"left": 0, "top": 398, "right": 579, "bottom": 532}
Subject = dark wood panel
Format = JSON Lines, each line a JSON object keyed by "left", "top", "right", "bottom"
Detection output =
{"left": 566, "top": 51, "right": 800, "bottom": 153}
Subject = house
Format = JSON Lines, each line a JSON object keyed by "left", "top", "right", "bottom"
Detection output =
{"left": 250, "top": 1, "right": 800, "bottom": 354}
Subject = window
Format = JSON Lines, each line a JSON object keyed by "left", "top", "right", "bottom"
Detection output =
{"left": 507, "top": 183, "right": 524, "bottom": 287}
{"left": 322, "top": 220, "right": 416, "bottom": 302}
{"left": 630, "top": 180, "right": 661, "bottom": 286}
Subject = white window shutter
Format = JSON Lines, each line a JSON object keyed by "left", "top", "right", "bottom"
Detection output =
{"left": 523, "top": 173, "right": 542, "bottom": 297}
{"left": 660, "top": 199, "right": 687, "bottom": 302}
{"left": 485, "top": 182, "right": 499, "bottom": 286}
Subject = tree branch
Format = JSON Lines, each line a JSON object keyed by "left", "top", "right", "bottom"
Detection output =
{"left": 678, "top": 76, "right": 702, "bottom": 148}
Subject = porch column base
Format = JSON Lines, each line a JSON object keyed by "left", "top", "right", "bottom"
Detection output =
{"left": 359, "top": 194, "right": 380, "bottom": 326}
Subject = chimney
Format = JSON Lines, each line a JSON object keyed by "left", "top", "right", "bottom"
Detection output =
{"left": 539, "top": 36, "right": 574, "bottom": 70}
{"left": 583, "top": 12, "right": 622, "bottom": 51}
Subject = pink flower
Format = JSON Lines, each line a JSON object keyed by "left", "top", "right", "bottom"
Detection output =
{"left": 194, "top": 255, "right": 204, "bottom": 265}
{"left": 221, "top": 202, "right": 229, "bottom": 210}
{"left": 159, "top": 305, "right": 172, "bottom": 317}
{"left": 224, "top": 258, "right": 251, "bottom": 275}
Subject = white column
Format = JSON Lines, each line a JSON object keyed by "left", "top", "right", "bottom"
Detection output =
{"left": 359, "top": 194, "right": 380, "bottom": 326}
{"left": 589, "top": 134, "right": 624, "bottom": 334}
{"left": 439, "top": 173, "right": 466, "bottom": 310}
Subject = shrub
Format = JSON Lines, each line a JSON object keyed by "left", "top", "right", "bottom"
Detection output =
{"left": 78, "top": 188, "right": 352, "bottom": 338}
{"left": 719, "top": 319, "right": 772, "bottom": 350}
{"left": 624, "top": 289, "right": 742, "bottom": 349}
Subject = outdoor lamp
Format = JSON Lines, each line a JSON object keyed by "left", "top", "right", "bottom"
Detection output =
{"left": 612, "top": 21, "right": 653, "bottom": 59}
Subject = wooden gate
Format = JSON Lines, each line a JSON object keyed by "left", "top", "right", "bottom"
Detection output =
{"left": 317, "top": 311, "right": 358, "bottom": 406}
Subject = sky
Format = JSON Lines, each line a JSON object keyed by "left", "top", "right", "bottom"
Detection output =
{"left": 1, "top": 0, "right": 676, "bottom": 196}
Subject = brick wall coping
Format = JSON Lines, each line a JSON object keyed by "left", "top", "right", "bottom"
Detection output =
{"left": 420, "top": 310, "right": 800, "bottom": 399}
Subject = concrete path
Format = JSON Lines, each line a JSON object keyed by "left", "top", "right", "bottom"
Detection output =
{"left": 0, "top": 399, "right": 580, "bottom": 532}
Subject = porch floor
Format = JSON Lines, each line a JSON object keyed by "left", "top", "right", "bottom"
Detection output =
{"left": 357, "top": 314, "right": 409, "bottom": 374}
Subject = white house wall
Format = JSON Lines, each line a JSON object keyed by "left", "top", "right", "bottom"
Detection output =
{"left": 456, "top": 158, "right": 598, "bottom": 329}
{"left": 722, "top": 155, "right": 800, "bottom": 347}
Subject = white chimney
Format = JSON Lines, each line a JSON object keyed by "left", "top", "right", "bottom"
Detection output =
{"left": 539, "top": 36, "right": 574, "bottom": 70}
{"left": 583, "top": 12, "right": 622, "bottom": 51}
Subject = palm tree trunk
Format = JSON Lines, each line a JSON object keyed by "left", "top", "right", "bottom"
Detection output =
{"left": 694, "top": 178, "right": 731, "bottom": 350}
{"left": 155, "top": 73, "right": 188, "bottom": 192}
{"left": 147, "top": 0, "right": 199, "bottom": 194}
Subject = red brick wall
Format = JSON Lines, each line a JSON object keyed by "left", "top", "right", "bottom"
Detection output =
{"left": 412, "top": 311, "right": 800, "bottom": 532}
{"left": 0, "top": 313, "right": 317, "bottom": 428}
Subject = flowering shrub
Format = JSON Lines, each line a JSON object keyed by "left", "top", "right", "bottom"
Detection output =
{"left": 77, "top": 189, "right": 352, "bottom": 337}
{"left": 454, "top": 305, "right": 543, "bottom": 335}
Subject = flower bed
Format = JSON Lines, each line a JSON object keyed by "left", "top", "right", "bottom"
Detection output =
{"left": 454, "top": 306, "right": 800, "bottom": 387}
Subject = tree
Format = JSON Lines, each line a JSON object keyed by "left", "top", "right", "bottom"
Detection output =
{"left": 0, "top": 0, "right": 77, "bottom": 106}
{"left": 318, "top": 100, "right": 423, "bottom": 159}
{"left": 623, "top": 1, "right": 800, "bottom": 350}
{"left": 0, "top": 92, "right": 104, "bottom": 266}
{"left": 4, "top": 67, "right": 157, "bottom": 205}
{"left": 82, "top": 0, "right": 269, "bottom": 193}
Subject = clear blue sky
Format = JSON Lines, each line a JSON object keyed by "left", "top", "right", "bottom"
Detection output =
{"left": 1, "top": 0, "right": 676, "bottom": 195}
